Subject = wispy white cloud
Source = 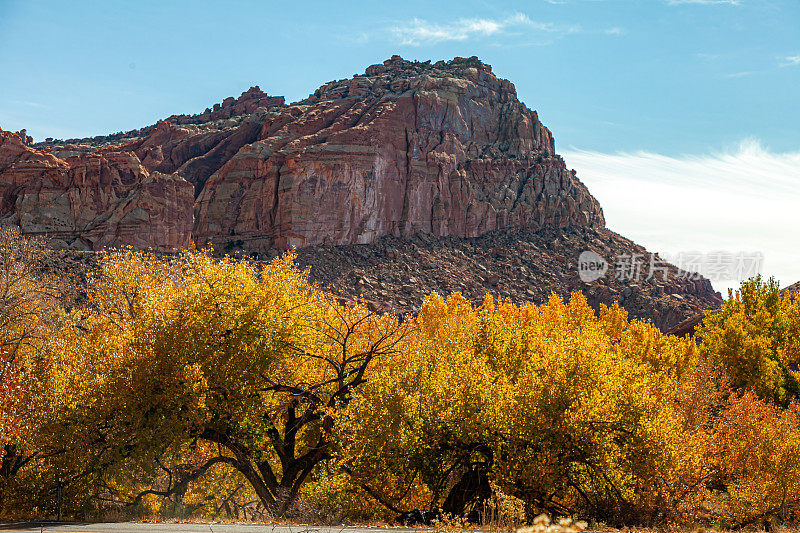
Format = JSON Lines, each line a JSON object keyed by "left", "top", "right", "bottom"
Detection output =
{"left": 667, "top": 0, "right": 741, "bottom": 5}
{"left": 562, "top": 140, "right": 800, "bottom": 292}
{"left": 781, "top": 54, "right": 800, "bottom": 67}
{"left": 604, "top": 27, "right": 626, "bottom": 36}
{"left": 10, "top": 99, "right": 45, "bottom": 108}
{"left": 726, "top": 71, "right": 754, "bottom": 78}
{"left": 390, "top": 13, "right": 580, "bottom": 46}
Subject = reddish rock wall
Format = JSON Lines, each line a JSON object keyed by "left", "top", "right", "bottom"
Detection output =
{"left": 12, "top": 56, "right": 604, "bottom": 252}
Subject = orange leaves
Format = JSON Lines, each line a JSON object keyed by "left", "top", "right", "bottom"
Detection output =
{"left": 710, "top": 392, "right": 800, "bottom": 526}
{"left": 0, "top": 349, "right": 24, "bottom": 452}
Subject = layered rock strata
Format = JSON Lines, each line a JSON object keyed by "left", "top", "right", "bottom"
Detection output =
{"left": 15, "top": 56, "right": 603, "bottom": 251}
{"left": 3, "top": 55, "right": 722, "bottom": 329}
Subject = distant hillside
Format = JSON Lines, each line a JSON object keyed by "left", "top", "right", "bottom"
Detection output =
{"left": 0, "top": 55, "right": 722, "bottom": 330}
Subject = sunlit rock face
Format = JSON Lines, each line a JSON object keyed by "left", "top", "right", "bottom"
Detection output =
{"left": 192, "top": 56, "right": 604, "bottom": 250}
{"left": 10, "top": 56, "right": 603, "bottom": 251}
{"left": 0, "top": 129, "right": 193, "bottom": 251}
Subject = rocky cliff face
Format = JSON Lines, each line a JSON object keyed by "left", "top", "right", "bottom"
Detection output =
{"left": 192, "top": 56, "right": 603, "bottom": 250}
{"left": 0, "top": 130, "right": 193, "bottom": 250}
{"left": 18, "top": 55, "right": 603, "bottom": 252}
{"left": 3, "top": 55, "right": 722, "bottom": 330}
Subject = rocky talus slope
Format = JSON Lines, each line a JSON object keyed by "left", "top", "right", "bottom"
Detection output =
{"left": 2, "top": 55, "right": 722, "bottom": 330}
{"left": 783, "top": 282, "right": 800, "bottom": 298}
{"left": 294, "top": 226, "right": 721, "bottom": 332}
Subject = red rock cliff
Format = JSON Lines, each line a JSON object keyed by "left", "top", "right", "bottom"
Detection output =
{"left": 0, "top": 129, "right": 194, "bottom": 250}
{"left": 193, "top": 56, "right": 604, "bottom": 250}
{"left": 11, "top": 56, "right": 603, "bottom": 251}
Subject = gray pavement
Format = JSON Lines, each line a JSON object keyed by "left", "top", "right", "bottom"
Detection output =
{"left": 0, "top": 524, "right": 428, "bottom": 533}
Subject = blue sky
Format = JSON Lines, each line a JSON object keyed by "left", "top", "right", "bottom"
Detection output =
{"left": 1, "top": 0, "right": 798, "bottom": 290}
{"left": 2, "top": 0, "right": 798, "bottom": 153}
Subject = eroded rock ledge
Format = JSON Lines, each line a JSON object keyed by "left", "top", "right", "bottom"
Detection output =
{"left": 5, "top": 55, "right": 602, "bottom": 251}
{"left": 2, "top": 56, "right": 723, "bottom": 330}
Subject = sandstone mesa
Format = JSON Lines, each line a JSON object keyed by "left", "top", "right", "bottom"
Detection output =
{"left": 1, "top": 56, "right": 602, "bottom": 251}
{"left": 0, "top": 55, "right": 723, "bottom": 330}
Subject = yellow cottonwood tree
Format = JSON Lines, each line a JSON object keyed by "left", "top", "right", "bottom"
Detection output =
{"left": 698, "top": 276, "right": 800, "bottom": 405}
{"left": 16, "top": 253, "right": 800, "bottom": 526}
{"left": 337, "top": 292, "right": 496, "bottom": 518}
{"left": 338, "top": 292, "right": 709, "bottom": 525}
{"left": 0, "top": 229, "right": 66, "bottom": 515}
{"left": 0, "top": 228, "right": 63, "bottom": 357}
{"left": 35, "top": 249, "right": 406, "bottom": 517}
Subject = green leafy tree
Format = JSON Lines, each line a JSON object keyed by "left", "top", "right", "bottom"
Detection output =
{"left": 697, "top": 276, "right": 800, "bottom": 404}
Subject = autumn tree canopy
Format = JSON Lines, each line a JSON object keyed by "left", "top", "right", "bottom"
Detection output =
{"left": 33, "top": 249, "right": 407, "bottom": 516}
{"left": 0, "top": 228, "right": 63, "bottom": 358}
{"left": 698, "top": 276, "right": 800, "bottom": 404}
{"left": 3, "top": 231, "right": 800, "bottom": 528}
{"left": 338, "top": 292, "right": 712, "bottom": 524}
{"left": 0, "top": 228, "right": 66, "bottom": 512}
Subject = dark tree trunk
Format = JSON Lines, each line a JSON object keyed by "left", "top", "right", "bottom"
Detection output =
{"left": 0, "top": 444, "right": 37, "bottom": 511}
{"left": 441, "top": 466, "right": 492, "bottom": 518}
{"left": 199, "top": 411, "right": 331, "bottom": 518}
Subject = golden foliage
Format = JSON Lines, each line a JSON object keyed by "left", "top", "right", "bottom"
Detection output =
{"left": 4, "top": 229, "right": 800, "bottom": 530}
{"left": 0, "top": 228, "right": 63, "bottom": 358}
{"left": 709, "top": 392, "right": 800, "bottom": 527}
{"left": 25, "top": 248, "right": 406, "bottom": 517}
{"left": 698, "top": 276, "right": 800, "bottom": 404}
{"left": 338, "top": 291, "right": 708, "bottom": 524}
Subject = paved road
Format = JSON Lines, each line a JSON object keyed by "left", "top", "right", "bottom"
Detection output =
{"left": 0, "top": 524, "right": 428, "bottom": 533}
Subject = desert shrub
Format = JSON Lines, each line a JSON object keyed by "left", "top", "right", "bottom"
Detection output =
{"left": 484, "top": 482, "right": 527, "bottom": 531}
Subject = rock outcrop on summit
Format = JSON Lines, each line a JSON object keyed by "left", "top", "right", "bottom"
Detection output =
{"left": 8, "top": 56, "right": 602, "bottom": 251}
{"left": 1, "top": 55, "right": 723, "bottom": 330}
